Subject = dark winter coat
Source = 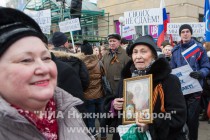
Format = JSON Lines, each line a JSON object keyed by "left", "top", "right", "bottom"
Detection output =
{"left": 104, "top": 58, "right": 187, "bottom": 140}
{"left": 102, "top": 46, "right": 130, "bottom": 95}
{"left": 51, "top": 53, "right": 88, "bottom": 118}
{"left": 203, "top": 53, "right": 210, "bottom": 98}
{"left": 51, "top": 50, "right": 89, "bottom": 91}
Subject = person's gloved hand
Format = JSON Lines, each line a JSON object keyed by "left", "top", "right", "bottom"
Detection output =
{"left": 189, "top": 71, "right": 202, "bottom": 79}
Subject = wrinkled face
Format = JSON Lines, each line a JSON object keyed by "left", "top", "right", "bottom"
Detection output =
{"left": 132, "top": 45, "right": 154, "bottom": 70}
{"left": 163, "top": 45, "right": 173, "bottom": 57}
{"left": 0, "top": 36, "right": 57, "bottom": 111}
{"left": 93, "top": 47, "right": 99, "bottom": 55}
{"left": 180, "top": 29, "right": 192, "bottom": 43}
{"left": 108, "top": 38, "right": 120, "bottom": 51}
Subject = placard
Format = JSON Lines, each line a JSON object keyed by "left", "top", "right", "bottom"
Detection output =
{"left": 124, "top": 8, "right": 163, "bottom": 26}
{"left": 121, "top": 25, "right": 136, "bottom": 37}
{"left": 24, "top": 9, "right": 51, "bottom": 34}
{"left": 171, "top": 65, "right": 203, "bottom": 95}
{"left": 59, "top": 18, "right": 81, "bottom": 32}
{"left": 167, "top": 23, "right": 205, "bottom": 35}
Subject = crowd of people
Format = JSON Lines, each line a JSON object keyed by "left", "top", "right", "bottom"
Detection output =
{"left": 0, "top": 7, "right": 210, "bottom": 140}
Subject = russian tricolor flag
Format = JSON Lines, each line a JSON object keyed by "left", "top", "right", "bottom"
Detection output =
{"left": 181, "top": 44, "right": 200, "bottom": 59}
{"left": 157, "top": 0, "right": 168, "bottom": 47}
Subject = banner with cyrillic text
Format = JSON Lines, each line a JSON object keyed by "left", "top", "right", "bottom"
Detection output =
{"left": 24, "top": 9, "right": 51, "bottom": 34}
{"left": 167, "top": 23, "right": 205, "bottom": 36}
{"left": 124, "top": 8, "right": 163, "bottom": 26}
{"left": 59, "top": 18, "right": 81, "bottom": 33}
{"left": 171, "top": 65, "right": 202, "bottom": 95}
{"left": 121, "top": 25, "right": 136, "bottom": 37}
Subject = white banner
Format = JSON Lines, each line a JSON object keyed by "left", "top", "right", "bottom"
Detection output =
{"left": 59, "top": 18, "right": 81, "bottom": 32}
{"left": 121, "top": 25, "right": 136, "bottom": 37}
{"left": 171, "top": 65, "right": 203, "bottom": 95}
{"left": 167, "top": 22, "right": 205, "bottom": 35}
{"left": 171, "top": 34, "right": 181, "bottom": 42}
{"left": 40, "top": 25, "right": 51, "bottom": 35}
{"left": 124, "top": 8, "right": 163, "bottom": 26}
{"left": 24, "top": 9, "right": 51, "bottom": 34}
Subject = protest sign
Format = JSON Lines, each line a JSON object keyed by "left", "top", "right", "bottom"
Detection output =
{"left": 59, "top": 18, "right": 81, "bottom": 53}
{"left": 59, "top": 18, "right": 81, "bottom": 33}
{"left": 167, "top": 23, "right": 205, "bottom": 36}
{"left": 121, "top": 25, "right": 136, "bottom": 37}
{"left": 124, "top": 8, "right": 163, "bottom": 26}
{"left": 171, "top": 65, "right": 203, "bottom": 95}
{"left": 24, "top": 9, "right": 51, "bottom": 34}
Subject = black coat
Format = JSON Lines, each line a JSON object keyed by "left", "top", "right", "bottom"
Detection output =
{"left": 203, "top": 57, "right": 210, "bottom": 98}
{"left": 51, "top": 50, "right": 90, "bottom": 91}
{"left": 104, "top": 58, "right": 187, "bottom": 140}
{"left": 58, "top": 56, "right": 89, "bottom": 91}
{"left": 51, "top": 53, "right": 88, "bottom": 118}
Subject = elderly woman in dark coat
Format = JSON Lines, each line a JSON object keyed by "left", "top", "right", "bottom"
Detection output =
{"left": 104, "top": 36, "right": 187, "bottom": 140}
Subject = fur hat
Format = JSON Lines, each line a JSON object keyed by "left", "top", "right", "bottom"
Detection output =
{"left": 0, "top": 7, "right": 47, "bottom": 57}
{"left": 52, "top": 32, "right": 68, "bottom": 47}
{"left": 81, "top": 40, "right": 93, "bottom": 55}
{"left": 179, "top": 24, "right": 193, "bottom": 35}
{"left": 127, "top": 35, "right": 158, "bottom": 59}
{"left": 107, "top": 33, "right": 121, "bottom": 41}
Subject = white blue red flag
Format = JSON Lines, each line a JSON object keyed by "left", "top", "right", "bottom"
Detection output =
{"left": 204, "top": 0, "right": 210, "bottom": 41}
{"left": 157, "top": 0, "right": 168, "bottom": 47}
{"left": 181, "top": 44, "right": 200, "bottom": 59}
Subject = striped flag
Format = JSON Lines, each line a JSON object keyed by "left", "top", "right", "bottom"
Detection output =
{"left": 204, "top": 0, "right": 210, "bottom": 41}
{"left": 181, "top": 44, "right": 200, "bottom": 59}
{"left": 157, "top": 0, "right": 168, "bottom": 47}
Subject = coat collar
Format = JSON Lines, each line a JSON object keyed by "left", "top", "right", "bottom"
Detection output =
{"left": 108, "top": 46, "right": 123, "bottom": 55}
{"left": 0, "top": 87, "right": 83, "bottom": 120}
{"left": 121, "top": 58, "right": 172, "bottom": 83}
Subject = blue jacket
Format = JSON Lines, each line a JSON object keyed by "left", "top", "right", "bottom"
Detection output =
{"left": 170, "top": 39, "right": 210, "bottom": 86}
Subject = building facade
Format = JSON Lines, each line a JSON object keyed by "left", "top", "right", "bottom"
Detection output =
{"left": 97, "top": 0, "right": 205, "bottom": 39}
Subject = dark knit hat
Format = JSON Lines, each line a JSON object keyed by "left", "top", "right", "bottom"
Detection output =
{"left": 81, "top": 40, "right": 93, "bottom": 55}
{"left": 127, "top": 36, "right": 158, "bottom": 59}
{"left": 0, "top": 7, "right": 47, "bottom": 57}
{"left": 179, "top": 24, "right": 193, "bottom": 35}
{"left": 52, "top": 32, "right": 68, "bottom": 47}
{"left": 107, "top": 33, "right": 121, "bottom": 41}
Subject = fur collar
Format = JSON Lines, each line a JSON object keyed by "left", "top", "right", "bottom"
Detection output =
{"left": 50, "top": 50, "right": 85, "bottom": 60}
{"left": 121, "top": 58, "right": 172, "bottom": 83}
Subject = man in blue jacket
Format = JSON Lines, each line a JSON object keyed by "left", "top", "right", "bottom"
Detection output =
{"left": 170, "top": 24, "right": 210, "bottom": 140}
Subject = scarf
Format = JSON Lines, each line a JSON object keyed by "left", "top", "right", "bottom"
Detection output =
{"left": 131, "top": 59, "right": 155, "bottom": 77}
{"left": 110, "top": 48, "right": 120, "bottom": 64}
{"left": 11, "top": 98, "right": 58, "bottom": 140}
